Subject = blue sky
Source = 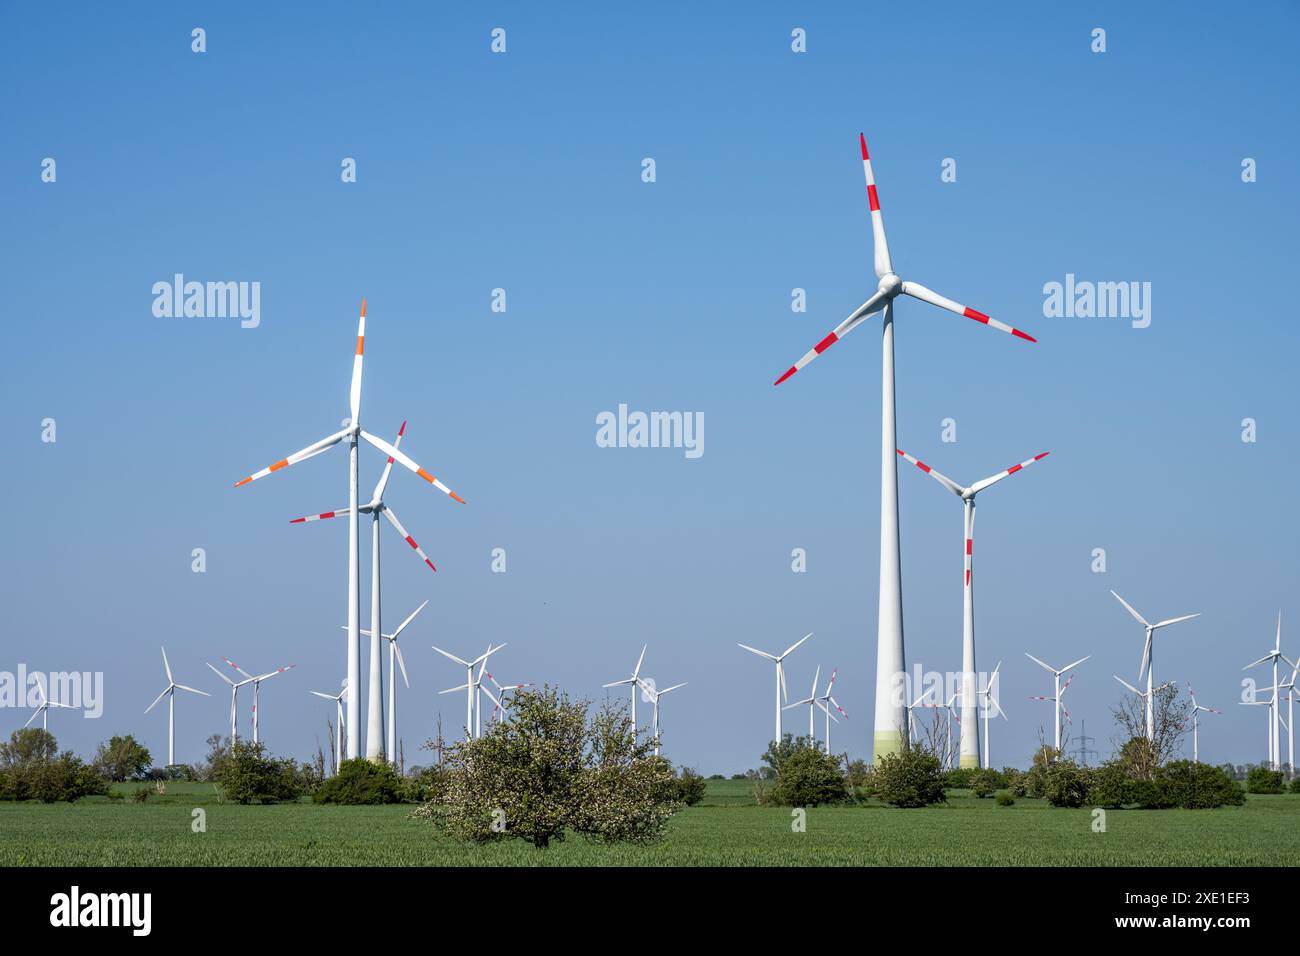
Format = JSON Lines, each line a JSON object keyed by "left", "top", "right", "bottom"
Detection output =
{"left": 3, "top": 1, "right": 1298, "bottom": 772}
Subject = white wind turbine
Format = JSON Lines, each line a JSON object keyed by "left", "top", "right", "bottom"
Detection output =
{"left": 1280, "top": 662, "right": 1299, "bottom": 777}
{"left": 433, "top": 643, "right": 504, "bottom": 741}
{"left": 1240, "top": 697, "right": 1275, "bottom": 768}
{"left": 232, "top": 301, "right": 465, "bottom": 758}
{"left": 219, "top": 658, "right": 295, "bottom": 745}
{"left": 897, "top": 448, "right": 1049, "bottom": 767}
{"left": 206, "top": 661, "right": 257, "bottom": 743}
{"left": 907, "top": 687, "right": 938, "bottom": 742}
{"left": 603, "top": 646, "right": 649, "bottom": 732}
{"left": 24, "top": 683, "right": 76, "bottom": 732}
{"left": 1026, "top": 653, "right": 1089, "bottom": 752}
{"left": 295, "top": 421, "right": 442, "bottom": 761}
{"left": 310, "top": 682, "right": 348, "bottom": 773}
{"left": 1185, "top": 683, "right": 1220, "bottom": 764}
{"left": 782, "top": 665, "right": 823, "bottom": 740}
{"left": 1243, "top": 612, "right": 1292, "bottom": 770}
{"left": 1111, "top": 591, "right": 1200, "bottom": 740}
{"left": 144, "top": 647, "right": 210, "bottom": 766}
{"left": 354, "top": 600, "right": 428, "bottom": 764}
{"left": 772, "top": 133, "right": 1038, "bottom": 760}
{"left": 976, "top": 661, "right": 1006, "bottom": 769}
{"left": 738, "top": 633, "right": 813, "bottom": 742}
{"left": 817, "top": 669, "right": 847, "bottom": 755}
{"left": 484, "top": 674, "right": 534, "bottom": 724}
{"left": 636, "top": 678, "right": 687, "bottom": 757}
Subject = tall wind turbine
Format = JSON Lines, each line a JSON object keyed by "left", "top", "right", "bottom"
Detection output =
{"left": 898, "top": 448, "right": 1049, "bottom": 767}
{"left": 1280, "top": 663, "right": 1299, "bottom": 777}
{"left": 636, "top": 678, "right": 686, "bottom": 756}
{"left": 232, "top": 301, "right": 465, "bottom": 758}
{"left": 1186, "top": 683, "right": 1220, "bottom": 764}
{"left": 976, "top": 661, "right": 1006, "bottom": 769}
{"left": 1243, "top": 612, "right": 1292, "bottom": 770}
{"left": 432, "top": 643, "right": 504, "bottom": 741}
{"left": 294, "top": 421, "right": 442, "bottom": 761}
{"left": 738, "top": 633, "right": 812, "bottom": 742}
{"left": 220, "top": 658, "right": 295, "bottom": 745}
{"left": 358, "top": 600, "right": 427, "bottom": 762}
{"left": 603, "top": 646, "right": 649, "bottom": 732}
{"left": 24, "top": 683, "right": 76, "bottom": 732}
{"left": 310, "top": 682, "right": 348, "bottom": 773}
{"left": 1026, "top": 653, "right": 1089, "bottom": 752}
{"left": 144, "top": 647, "right": 210, "bottom": 766}
{"left": 206, "top": 661, "right": 257, "bottom": 743}
{"left": 1111, "top": 591, "right": 1200, "bottom": 740}
{"left": 772, "top": 134, "right": 1038, "bottom": 761}
{"left": 782, "top": 665, "right": 822, "bottom": 740}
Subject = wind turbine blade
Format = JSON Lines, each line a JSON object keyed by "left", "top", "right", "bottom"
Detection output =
{"left": 781, "top": 632, "right": 813, "bottom": 659}
{"left": 659, "top": 682, "right": 686, "bottom": 695}
{"left": 380, "top": 507, "right": 437, "bottom": 572}
{"left": 310, "top": 691, "right": 335, "bottom": 701}
{"left": 289, "top": 506, "right": 353, "bottom": 524}
{"left": 779, "top": 663, "right": 788, "bottom": 703}
{"left": 967, "top": 452, "right": 1051, "bottom": 496}
{"left": 782, "top": 699, "right": 812, "bottom": 711}
{"left": 431, "top": 646, "right": 471, "bottom": 668}
{"left": 480, "top": 686, "right": 503, "bottom": 709}
{"left": 602, "top": 679, "right": 634, "bottom": 688}
{"left": 773, "top": 292, "right": 887, "bottom": 386}
{"left": 858, "top": 133, "right": 893, "bottom": 278}
{"left": 223, "top": 658, "right": 255, "bottom": 681}
{"left": 372, "top": 420, "right": 405, "bottom": 501}
{"left": 1024, "top": 653, "right": 1055, "bottom": 674}
{"left": 393, "top": 642, "right": 410, "bottom": 688}
{"left": 1061, "top": 655, "right": 1091, "bottom": 674}
{"left": 900, "top": 281, "right": 1036, "bottom": 343}
{"left": 360, "top": 430, "right": 465, "bottom": 504}
{"left": 896, "top": 448, "right": 965, "bottom": 497}
{"left": 810, "top": 665, "right": 821, "bottom": 699}
{"left": 390, "top": 600, "right": 429, "bottom": 639}
{"left": 1243, "top": 655, "right": 1272, "bottom": 670}
{"left": 233, "top": 428, "right": 348, "bottom": 488}
{"left": 174, "top": 684, "right": 210, "bottom": 697}
{"left": 633, "top": 645, "right": 647, "bottom": 679}
{"left": 145, "top": 687, "right": 170, "bottom": 714}
{"left": 23, "top": 708, "right": 41, "bottom": 728}
{"left": 439, "top": 684, "right": 470, "bottom": 695}
{"left": 1138, "top": 630, "right": 1153, "bottom": 678}
{"left": 1153, "top": 612, "right": 1200, "bottom": 629}
{"left": 349, "top": 301, "right": 365, "bottom": 423}
{"left": 206, "top": 662, "right": 236, "bottom": 686}
{"left": 255, "top": 665, "right": 295, "bottom": 682}
{"left": 1113, "top": 675, "right": 1141, "bottom": 695}
{"left": 1110, "top": 590, "right": 1150, "bottom": 627}
{"left": 737, "top": 643, "right": 777, "bottom": 661}
{"left": 161, "top": 647, "right": 173, "bottom": 684}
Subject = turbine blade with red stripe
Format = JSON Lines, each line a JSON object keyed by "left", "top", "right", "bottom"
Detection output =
{"left": 773, "top": 289, "right": 888, "bottom": 386}
{"left": 968, "top": 451, "right": 1051, "bottom": 495}
{"left": 289, "top": 506, "right": 352, "bottom": 524}
{"left": 900, "top": 281, "right": 1037, "bottom": 343}
{"left": 381, "top": 506, "right": 437, "bottom": 572}
{"left": 234, "top": 428, "right": 349, "bottom": 488}
{"left": 372, "top": 420, "right": 405, "bottom": 502}
{"left": 859, "top": 133, "right": 893, "bottom": 278}
{"left": 896, "top": 448, "right": 964, "bottom": 497}
{"left": 359, "top": 430, "right": 465, "bottom": 504}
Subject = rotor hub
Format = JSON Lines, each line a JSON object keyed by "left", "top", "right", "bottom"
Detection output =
{"left": 878, "top": 273, "right": 902, "bottom": 298}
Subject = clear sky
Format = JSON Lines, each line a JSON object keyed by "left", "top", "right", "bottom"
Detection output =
{"left": 3, "top": 1, "right": 1298, "bottom": 773}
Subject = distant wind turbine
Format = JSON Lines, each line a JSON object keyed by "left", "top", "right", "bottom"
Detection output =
{"left": 738, "top": 634, "right": 812, "bottom": 742}
{"left": 1026, "top": 653, "right": 1089, "bottom": 752}
{"left": 144, "top": 647, "right": 210, "bottom": 766}
{"left": 1111, "top": 591, "right": 1200, "bottom": 740}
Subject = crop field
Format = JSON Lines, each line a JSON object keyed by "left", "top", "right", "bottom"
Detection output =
{"left": 2, "top": 780, "right": 1297, "bottom": 867}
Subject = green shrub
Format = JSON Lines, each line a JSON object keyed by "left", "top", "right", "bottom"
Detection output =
{"left": 670, "top": 766, "right": 708, "bottom": 806}
{"left": 1149, "top": 761, "right": 1244, "bottom": 809}
{"left": 1087, "top": 761, "right": 1135, "bottom": 808}
{"left": 402, "top": 765, "right": 448, "bottom": 804}
{"left": 214, "top": 741, "right": 307, "bottom": 805}
{"left": 995, "top": 791, "right": 1015, "bottom": 807}
{"left": 971, "top": 769, "right": 1000, "bottom": 798}
{"left": 91, "top": 735, "right": 153, "bottom": 782}
{"left": 0, "top": 731, "right": 108, "bottom": 803}
{"left": 766, "top": 747, "right": 847, "bottom": 808}
{"left": 313, "top": 758, "right": 405, "bottom": 805}
{"left": 874, "top": 745, "right": 946, "bottom": 808}
{"left": 943, "top": 767, "right": 975, "bottom": 790}
{"left": 1246, "top": 766, "right": 1285, "bottom": 794}
{"left": 1043, "top": 760, "right": 1087, "bottom": 808}
{"left": 1290, "top": 778, "right": 1300, "bottom": 794}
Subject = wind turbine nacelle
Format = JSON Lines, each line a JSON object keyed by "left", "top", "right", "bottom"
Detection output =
{"left": 878, "top": 273, "right": 903, "bottom": 298}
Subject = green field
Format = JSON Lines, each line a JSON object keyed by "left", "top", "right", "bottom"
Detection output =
{"left": 2, "top": 780, "right": 1297, "bottom": 866}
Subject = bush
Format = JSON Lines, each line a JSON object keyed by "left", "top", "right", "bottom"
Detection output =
{"left": 874, "top": 745, "right": 946, "bottom": 808}
{"left": 92, "top": 735, "right": 153, "bottom": 782}
{"left": 214, "top": 741, "right": 308, "bottom": 804}
{"left": 0, "top": 730, "right": 108, "bottom": 803}
{"left": 670, "top": 766, "right": 708, "bottom": 807}
{"left": 943, "top": 767, "right": 975, "bottom": 790}
{"left": 766, "top": 747, "right": 847, "bottom": 808}
{"left": 313, "top": 758, "right": 405, "bottom": 805}
{"left": 846, "top": 758, "right": 876, "bottom": 799}
{"left": 995, "top": 791, "right": 1015, "bottom": 807}
{"left": 1043, "top": 760, "right": 1087, "bottom": 808}
{"left": 1290, "top": 778, "right": 1300, "bottom": 794}
{"left": 402, "top": 764, "right": 449, "bottom": 804}
{"left": 417, "top": 686, "right": 678, "bottom": 849}
{"left": 971, "top": 769, "right": 999, "bottom": 798}
{"left": 1086, "top": 761, "right": 1135, "bottom": 808}
{"left": 1246, "top": 766, "right": 1285, "bottom": 794}
{"left": 1149, "top": 761, "right": 1244, "bottom": 809}
{"left": 1117, "top": 736, "right": 1161, "bottom": 782}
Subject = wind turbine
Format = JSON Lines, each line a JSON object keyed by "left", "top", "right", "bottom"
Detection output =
{"left": 636, "top": 678, "right": 687, "bottom": 756}
{"left": 1243, "top": 612, "right": 1292, "bottom": 770}
{"left": 432, "top": 643, "right": 504, "bottom": 741}
{"left": 1280, "top": 663, "right": 1299, "bottom": 777}
{"left": 1026, "top": 653, "right": 1089, "bottom": 752}
{"left": 144, "top": 647, "right": 210, "bottom": 766}
{"left": 771, "top": 134, "right": 1037, "bottom": 760}
{"left": 737, "top": 633, "right": 813, "bottom": 742}
{"left": 1240, "top": 698, "right": 1274, "bottom": 766}
{"left": 816, "top": 669, "right": 847, "bottom": 755}
{"left": 1111, "top": 591, "right": 1200, "bottom": 740}
{"left": 975, "top": 661, "right": 1007, "bottom": 768}
{"left": 23, "top": 683, "right": 76, "bottom": 732}
{"left": 906, "top": 686, "right": 938, "bottom": 743}
{"left": 897, "top": 448, "right": 1048, "bottom": 767}
{"left": 206, "top": 661, "right": 257, "bottom": 743}
{"left": 355, "top": 600, "right": 428, "bottom": 764}
{"left": 310, "top": 682, "right": 348, "bottom": 773}
{"left": 782, "top": 665, "right": 822, "bottom": 740}
{"left": 943, "top": 690, "right": 962, "bottom": 770}
{"left": 1186, "top": 683, "right": 1220, "bottom": 764}
{"left": 219, "top": 659, "right": 295, "bottom": 745}
{"left": 1114, "top": 675, "right": 1174, "bottom": 744}
{"left": 603, "top": 646, "right": 649, "bottom": 732}
{"left": 231, "top": 301, "right": 465, "bottom": 758}
{"left": 484, "top": 674, "right": 533, "bottom": 723}
{"left": 295, "top": 422, "right": 441, "bottom": 762}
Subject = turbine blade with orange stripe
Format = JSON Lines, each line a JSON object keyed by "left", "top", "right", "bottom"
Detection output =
{"left": 233, "top": 428, "right": 348, "bottom": 488}
{"left": 968, "top": 451, "right": 1050, "bottom": 495}
{"left": 900, "top": 281, "right": 1037, "bottom": 343}
{"left": 773, "top": 289, "right": 888, "bottom": 386}
{"left": 359, "top": 430, "right": 465, "bottom": 504}
{"left": 349, "top": 300, "right": 366, "bottom": 424}
{"left": 381, "top": 506, "right": 437, "bottom": 572}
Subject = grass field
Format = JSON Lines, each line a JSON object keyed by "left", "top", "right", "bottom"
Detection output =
{"left": 2, "top": 779, "right": 1297, "bottom": 866}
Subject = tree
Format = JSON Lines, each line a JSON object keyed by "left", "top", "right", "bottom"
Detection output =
{"left": 418, "top": 686, "right": 678, "bottom": 849}
{"left": 1042, "top": 760, "right": 1087, "bottom": 808}
{"left": 1246, "top": 766, "right": 1284, "bottom": 794}
{"left": 198, "top": 734, "right": 231, "bottom": 782}
{"left": 874, "top": 744, "right": 946, "bottom": 808}
{"left": 214, "top": 741, "right": 309, "bottom": 804}
{"left": 0, "top": 728, "right": 57, "bottom": 768}
{"left": 1117, "top": 736, "right": 1162, "bottom": 782}
{"left": 0, "top": 731, "right": 108, "bottom": 803}
{"left": 313, "top": 758, "right": 404, "bottom": 805}
{"left": 669, "top": 766, "right": 708, "bottom": 806}
{"left": 92, "top": 735, "right": 153, "bottom": 782}
{"left": 761, "top": 733, "right": 818, "bottom": 776}
{"left": 1111, "top": 683, "right": 1188, "bottom": 772}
